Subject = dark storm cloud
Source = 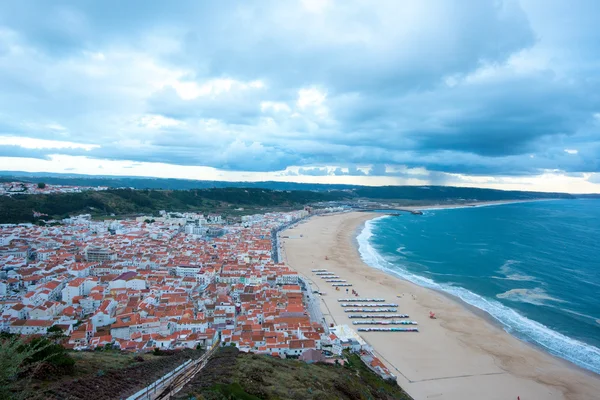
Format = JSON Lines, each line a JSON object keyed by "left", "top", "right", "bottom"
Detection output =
{"left": 0, "top": 146, "right": 52, "bottom": 159}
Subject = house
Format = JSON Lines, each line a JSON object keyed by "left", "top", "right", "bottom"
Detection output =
{"left": 154, "top": 335, "right": 174, "bottom": 349}
{"left": 90, "top": 300, "right": 116, "bottom": 328}
{"left": 15, "top": 319, "right": 53, "bottom": 335}
{"left": 110, "top": 313, "right": 141, "bottom": 339}
{"left": 126, "top": 277, "right": 146, "bottom": 290}
{"left": 196, "top": 328, "right": 219, "bottom": 347}
{"left": 61, "top": 305, "right": 83, "bottom": 320}
{"left": 109, "top": 272, "right": 145, "bottom": 290}
{"left": 68, "top": 321, "right": 96, "bottom": 347}
{"left": 22, "top": 291, "right": 42, "bottom": 306}
{"left": 176, "top": 318, "right": 208, "bottom": 333}
{"left": 2, "top": 303, "right": 30, "bottom": 320}
{"left": 67, "top": 262, "right": 93, "bottom": 278}
{"left": 29, "top": 305, "right": 52, "bottom": 320}
{"left": 89, "top": 335, "right": 113, "bottom": 349}
{"left": 275, "top": 271, "right": 299, "bottom": 285}
{"left": 51, "top": 322, "right": 75, "bottom": 336}
{"left": 299, "top": 348, "right": 327, "bottom": 363}
{"left": 281, "top": 284, "right": 302, "bottom": 293}
{"left": 62, "top": 278, "right": 85, "bottom": 304}
{"left": 360, "top": 352, "right": 396, "bottom": 381}
{"left": 68, "top": 330, "right": 88, "bottom": 348}
{"left": 111, "top": 314, "right": 172, "bottom": 340}
{"left": 287, "top": 339, "right": 316, "bottom": 357}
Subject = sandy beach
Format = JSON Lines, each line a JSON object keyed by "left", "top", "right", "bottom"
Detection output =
{"left": 401, "top": 199, "right": 557, "bottom": 211}
{"left": 281, "top": 212, "right": 600, "bottom": 400}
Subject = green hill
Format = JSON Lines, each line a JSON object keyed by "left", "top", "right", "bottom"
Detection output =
{"left": 174, "top": 347, "right": 412, "bottom": 400}
{"left": 0, "top": 188, "right": 348, "bottom": 224}
{"left": 5, "top": 342, "right": 411, "bottom": 400}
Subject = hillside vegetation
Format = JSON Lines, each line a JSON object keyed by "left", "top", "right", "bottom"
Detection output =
{"left": 0, "top": 333, "right": 201, "bottom": 400}
{"left": 5, "top": 344, "right": 411, "bottom": 400}
{"left": 174, "top": 347, "right": 412, "bottom": 400}
{"left": 0, "top": 188, "right": 347, "bottom": 224}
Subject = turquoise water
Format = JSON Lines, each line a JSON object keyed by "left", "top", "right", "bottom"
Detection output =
{"left": 357, "top": 200, "right": 600, "bottom": 374}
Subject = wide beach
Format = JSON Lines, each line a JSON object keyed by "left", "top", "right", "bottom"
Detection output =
{"left": 281, "top": 211, "right": 600, "bottom": 400}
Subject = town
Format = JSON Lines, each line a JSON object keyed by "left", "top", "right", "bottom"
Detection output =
{"left": 0, "top": 207, "right": 394, "bottom": 381}
{"left": 0, "top": 181, "right": 109, "bottom": 196}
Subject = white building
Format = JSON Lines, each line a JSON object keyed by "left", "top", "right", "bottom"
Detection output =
{"left": 61, "top": 278, "right": 85, "bottom": 304}
{"left": 90, "top": 300, "right": 116, "bottom": 328}
{"left": 13, "top": 319, "right": 53, "bottom": 335}
{"left": 184, "top": 224, "right": 205, "bottom": 235}
{"left": 176, "top": 265, "right": 202, "bottom": 278}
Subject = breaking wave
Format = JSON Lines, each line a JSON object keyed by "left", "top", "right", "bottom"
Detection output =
{"left": 357, "top": 217, "right": 600, "bottom": 375}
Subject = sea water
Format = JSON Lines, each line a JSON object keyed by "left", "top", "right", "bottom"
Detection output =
{"left": 357, "top": 199, "right": 600, "bottom": 374}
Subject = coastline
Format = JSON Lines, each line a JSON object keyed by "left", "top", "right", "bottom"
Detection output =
{"left": 389, "top": 198, "right": 559, "bottom": 212}
{"left": 356, "top": 211, "right": 600, "bottom": 376}
{"left": 281, "top": 211, "right": 600, "bottom": 400}
{"left": 417, "top": 198, "right": 556, "bottom": 209}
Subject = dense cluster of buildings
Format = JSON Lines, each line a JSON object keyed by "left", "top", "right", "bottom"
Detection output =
{"left": 0, "top": 207, "right": 393, "bottom": 379}
{"left": 0, "top": 181, "right": 109, "bottom": 196}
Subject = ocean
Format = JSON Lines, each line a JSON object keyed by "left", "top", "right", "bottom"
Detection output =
{"left": 357, "top": 199, "right": 600, "bottom": 375}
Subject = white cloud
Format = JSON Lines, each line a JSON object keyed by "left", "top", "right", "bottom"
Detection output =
{"left": 137, "top": 114, "right": 184, "bottom": 129}
{"left": 260, "top": 101, "right": 291, "bottom": 113}
{"left": 297, "top": 87, "right": 326, "bottom": 109}
{"left": 168, "top": 78, "right": 265, "bottom": 101}
{"left": 296, "top": 87, "right": 329, "bottom": 119}
{"left": 84, "top": 51, "right": 106, "bottom": 61}
{"left": 301, "top": 0, "right": 331, "bottom": 14}
{"left": 564, "top": 149, "right": 578, "bottom": 155}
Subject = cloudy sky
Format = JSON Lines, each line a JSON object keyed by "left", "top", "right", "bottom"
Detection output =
{"left": 1, "top": 0, "right": 599, "bottom": 192}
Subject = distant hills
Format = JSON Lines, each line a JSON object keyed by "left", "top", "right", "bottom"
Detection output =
{"left": 0, "top": 171, "right": 595, "bottom": 224}
{"left": 0, "top": 171, "right": 359, "bottom": 191}
{"left": 1, "top": 170, "right": 592, "bottom": 196}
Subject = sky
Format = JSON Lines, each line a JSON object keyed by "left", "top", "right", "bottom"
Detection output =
{"left": 0, "top": 0, "right": 599, "bottom": 193}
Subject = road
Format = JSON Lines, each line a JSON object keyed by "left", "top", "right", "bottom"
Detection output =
{"left": 299, "top": 276, "right": 333, "bottom": 332}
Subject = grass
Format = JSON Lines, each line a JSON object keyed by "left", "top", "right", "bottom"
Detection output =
{"left": 211, "top": 383, "right": 263, "bottom": 400}
{"left": 24, "top": 350, "right": 153, "bottom": 393}
{"left": 177, "top": 347, "right": 412, "bottom": 400}
{"left": 68, "top": 350, "right": 154, "bottom": 377}
{"left": 28, "top": 349, "right": 202, "bottom": 399}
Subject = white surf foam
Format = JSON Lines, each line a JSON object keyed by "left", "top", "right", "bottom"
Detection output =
{"left": 496, "top": 288, "right": 567, "bottom": 306}
{"left": 396, "top": 246, "right": 413, "bottom": 256}
{"left": 357, "top": 218, "right": 600, "bottom": 375}
{"left": 492, "top": 260, "right": 537, "bottom": 282}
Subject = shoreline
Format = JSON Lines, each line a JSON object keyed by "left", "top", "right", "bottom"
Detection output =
{"left": 413, "top": 198, "right": 557, "bottom": 210}
{"left": 354, "top": 213, "right": 600, "bottom": 377}
{"left": 281, "top": 211, "right": 600, "bottom": 400}
{"left": 362, "top": 198, "right": 560, "bottom": 213}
